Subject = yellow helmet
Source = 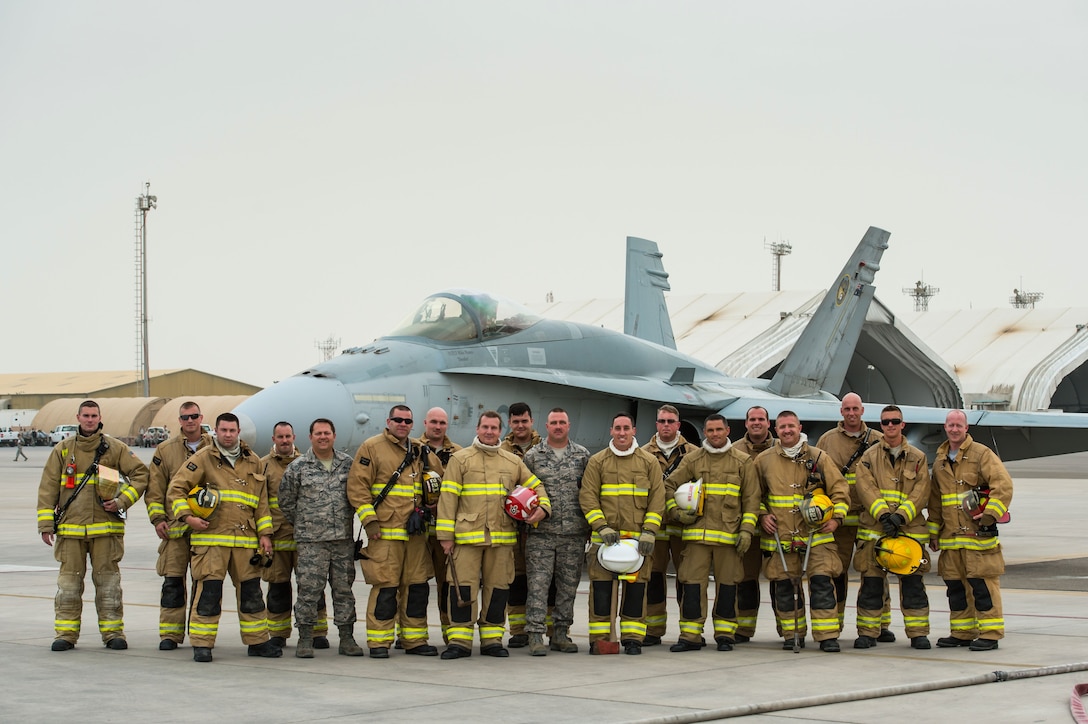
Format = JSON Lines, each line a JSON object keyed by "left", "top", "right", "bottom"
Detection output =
{"left": 186, "top": 486, "right": 219, "bottom": 519}
{"left": 799, "top": 494, "right": 833, "bottom": 528}
{"left": 875, "top": 535, "right": 927, "bottom": 575}
{"left": 421, "top": 470, "right": 442, "bottom": 507}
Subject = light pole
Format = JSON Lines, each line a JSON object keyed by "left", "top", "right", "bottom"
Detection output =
{"left": 136, "top": 183, "right": 157, "bottom": 397}
{"left": 866, "top": 364, "right": 875, "bottom": 401}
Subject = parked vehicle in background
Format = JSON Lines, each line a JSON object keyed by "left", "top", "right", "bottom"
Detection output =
{"left": 50, "top": 425, "right": 79, "bottom": 444}
{"left": 201, "top": 423, "right": 215, "bottom": 439}
{"left": 0, "top": 428, "right": 19, "bottom": 446}
{"left": 140, "top": 427, "right": 169, "bottom": 447}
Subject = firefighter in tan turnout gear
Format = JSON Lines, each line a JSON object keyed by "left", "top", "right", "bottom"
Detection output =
{"left": 853, "top": 405, "right": 933, "bottom": 650}
{"left": 664, "top": 415, "right": 760, "bottom": 652}
{"left": 347, "top": 405, "right": 437, "bottom": 658}
{"left": 755, "top": 411, "right": 849, "bottom": 652}
{"left": 929, "top": 409, "right": 1013, "bottom": 651}
{"left": 167, "top": 413, "right": 282, "bottom": 663}
{"left": 437, "top": 411, "right": 549, "bottom": 659}
{"left": 145, "top": 401, "right": 211, "bottom": 650}
{"left": 641, "top": 404, "right": 693, "bottom": 646}
{"left": 416, "top": 407, "right": 462, "bottom": 644}
{"left": 580, "top": 412, "right": 665, "bottom": 655}
{"left": 815, "top": 392, "right": 892, "bottom": 641}
{"left": 731, "top": 405, "right": 775, "bottom": 642}
{"left": 37, "top": 400, "right": 148, "bottom": 651}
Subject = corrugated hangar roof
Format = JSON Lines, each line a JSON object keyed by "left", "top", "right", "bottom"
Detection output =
{"left": 901, "top": 307, "right": 1088, "bottom": 412}
{"left": 536, "top": 293, "right": 1088, "bottom": 413}
{"left": 0, "top": 370, "right": 184, "bottom": 395}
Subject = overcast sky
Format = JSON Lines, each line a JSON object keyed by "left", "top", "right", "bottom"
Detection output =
{"left": 3, "top": 1, "right": 1085, "bottom": 389}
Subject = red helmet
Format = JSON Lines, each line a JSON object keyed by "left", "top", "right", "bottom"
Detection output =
{"left": 504, "top": 486, "right": 539, "bottom": 521}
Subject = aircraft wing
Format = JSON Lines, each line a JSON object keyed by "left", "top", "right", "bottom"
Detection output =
{"left": 442, "top": 366, "right": 739, "bottom": 410}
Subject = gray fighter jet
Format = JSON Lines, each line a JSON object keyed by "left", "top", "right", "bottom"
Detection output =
{"left": 234, "top": 227, "right": 1088, "bottom": 459}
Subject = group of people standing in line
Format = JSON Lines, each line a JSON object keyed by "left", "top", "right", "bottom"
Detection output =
{"left": 35, "top": 393, "right": 1012, "bottom": 662}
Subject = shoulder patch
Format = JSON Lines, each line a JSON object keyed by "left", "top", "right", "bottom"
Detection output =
{"left": 186, "top": 461, "right": 198, "bottom": 471}
{"left": 358, "top": 456, "right": 371, "bottom": 466}
{"left": 153, "top": 456, "right": 162, "bottom": 466}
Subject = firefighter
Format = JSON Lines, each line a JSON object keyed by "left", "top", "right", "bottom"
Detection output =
{"left": 731, "top": 405, "right": 775, "bottom": 642}
{"left": 929, "top": 409, "right": 1013, "bottom": 651}
{"left": 416, "top": 407, "right": 462, "bottom": 644}
{"left": 145, "top": 401, "right": 212, "bottom": 650}
{"left": 641, "top": 404, "right": 694, "bottom": 646}
{"left": 853, "top": 406, "right": 933, "bottom": 649}
{"left": 580, "top": 412, "right": 665, "bottom": 655}
{"left": 816, "top": 393, "right": 893, "bottom": 640}
{"left": 499, "top": 401, "right": 541, "bottom": 648}
{"left": 166, "top": 412, "right": 281, "bottom": 662}
{"left": 664, "top": 415, "right": 760, "bottom": 652}
{"left": 754, "top": 410, "right": 849, "bottom": 652}
{"left": 37, "top": 400, "right": 148, "bottom": 651}
{"left": 262, "top": 421, "right": 329, "bottom": 650}
{"left": 437, "top": 411, "right": 549, "bottom": 659}
{"left": 347, "top": 405, "right": 437, "bottom": 658}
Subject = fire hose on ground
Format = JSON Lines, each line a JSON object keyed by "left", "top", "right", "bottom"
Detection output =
{"left": 628, "top": 661, "right": 1088, "bottom": 724}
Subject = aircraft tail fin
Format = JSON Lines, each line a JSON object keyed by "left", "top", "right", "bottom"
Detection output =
{"left": 625, "top": 236, "right": 676, "bottom": 349}
{"left": 767, "top": 226, "right": 891, "bottom": 398}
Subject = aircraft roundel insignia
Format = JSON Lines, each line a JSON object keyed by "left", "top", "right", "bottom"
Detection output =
{"left": 835, "top": 276, "right": 850, "bottom": 306}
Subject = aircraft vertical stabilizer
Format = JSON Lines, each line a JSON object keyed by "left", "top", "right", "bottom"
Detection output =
{"left": 767, "top": 226, "right": 890, "bottom": 398}
{"left": 625, "top": 236, "right": 676, "bottom": 350}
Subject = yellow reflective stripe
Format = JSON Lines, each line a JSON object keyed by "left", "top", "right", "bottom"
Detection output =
{"left": 57, "top": 522, "right": 125, "bottom": 536}
{"left": 681, "top": 528, "right": 737, "bottom": 545}
{"left": 146, "top": 502, "right": 167, "bottom": 517}
{"left": 938, "top": 536, "right": 1000, "bottom": 551}
{"left": 703, "top": 483, "right": 739, "bottom": 496}
{"left": 268, "top": 496, "right": 279, "bottom": 510}
{"left": 767, "top": 495, "right": 797, "bottom": 506}
{"left": 899, "top": 501, "right": 919, "bottom": 521}
{"left": 454, "top": 531, "right": 487, "bottom": 544}
{"left": 742, "top": 512, "right": 758, "bottom": 527}
{"left": 440, "top": 480, "right": 463, "bottom": 494}
{"left": 643, "top": 512, "right": 662, "bottom": 527}
{"left": 272, "top": 539, "right": 297, "bottom": 551}
{"left": 585, "top": 509, "right": 604, "bottom": 525}
{"left": 380, "top": 528, "right": 409, "bottom": 541}
{"left": 600, "top": 483, "right": 649, "bottom": 496}
{"left": 190, "top": 533, "right": 259, "bottom": 547}
{"left": 459, "top": 483, "right": 507, "bottom": 495}
{"left": 172, "top": 499, "right": 192, "bottom": 518}
{"left": 435, "top": 519, "right": 454, "bottom": 533}
{"left": 37, "top": 509, "right": 54, "bottom": 524}
{"left": 219, "top": 490, "right": 259, "bottom": 508}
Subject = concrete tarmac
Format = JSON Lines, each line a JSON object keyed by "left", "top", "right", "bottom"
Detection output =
{"left": 2, "top": 446, "right": 1086, "bottom": 723}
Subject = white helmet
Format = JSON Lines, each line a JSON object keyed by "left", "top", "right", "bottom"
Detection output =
{"left": 596, "top": 538, "right": 644, "bottom": 574}
{"left": 673, "top": 479, "right": 704, "bottom": 515}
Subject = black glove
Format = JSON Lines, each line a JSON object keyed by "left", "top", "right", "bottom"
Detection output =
{"left": 406, "top": 507, "right": 428, "bottom": 535}
{"left": 879, "top": 513, "right": 898, "bottom": 536}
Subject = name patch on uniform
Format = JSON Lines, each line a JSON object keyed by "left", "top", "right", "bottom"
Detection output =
{"left": 358, "top": 456, "right": 371, "bottom": 466}
{"left": 186, "top": 461, "right": 198, "bottom": 471}
{"left": 153, "top": 456, "right": 162, "bottom": 466}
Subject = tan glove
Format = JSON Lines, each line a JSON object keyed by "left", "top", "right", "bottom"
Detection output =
{"left": 638, "top": 531, "right": 656, "bottom": 556}
{"left": 597, "top": 526, "right": 619, "bottom": 546}
{"left": 735, "top": 530, "right": 752, "bottom": 556}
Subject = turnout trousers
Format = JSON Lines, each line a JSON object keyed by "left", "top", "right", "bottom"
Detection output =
{"left": 762, "top": 542, "right": 843, "bottom": 643}
{"left": 53, "top": 536, "right": 125, "bottom": 645}
{"left": 359, "top": 535, "right": 433, "bottom": 650}
{"left": 189, "top": 546, "right": 272, "bottom": 648}
{"left": 446, "top": 544, "right": 515, "bottom": 650}
{"left": 647, "top": 534, "right": 685, "bottom": 638}
{"left": 937, "top": 546, "right": 1005, "bottom": 642}
{"left": 675, "top": 542, "right": 743, "bottom": 643}
{"left": 587, "top": 544, "right": 650, "bottom": 644}
{"left": 156, "top": 535, "right": 190, "bottom": 643}
{"left": 854, "top": 540, "right": 930, "bottom": 638}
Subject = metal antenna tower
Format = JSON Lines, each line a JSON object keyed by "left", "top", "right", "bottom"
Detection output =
{"left": 315, "top": 335, "right": 341, "bottom": 362}
{"left": 765, "top": 240, "right": 792, "bottom": 291}
{"left": 902, "top": 278, "right": 940, "bottom": 311}
{"left": 1010, "top": 287, "right": 1044, "bottom": 309}
{"left": 134, "top": 182, "right": 157, "bottom": 397}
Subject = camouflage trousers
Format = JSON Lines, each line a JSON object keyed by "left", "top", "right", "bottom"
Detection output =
{"left": 294, "top": 540, "right": 357, "bottom": 628}
{"left": 525, "top": 533, "right": 585, "bottom": 634}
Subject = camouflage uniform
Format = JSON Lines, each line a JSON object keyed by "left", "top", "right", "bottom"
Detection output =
{"left": 261, "top": 446, "right": 328, "bottom": 642}
{"left": 522, "top": 439, "right": 591, "bottom": 635}
{"left": 277, "top": 448, "right": 357, "bottom": 629}
{"left": 501, "top": 430, "right": 542, "bottom": 640}
{"left": 731, "top": 433, "right": 775, "bottom": 638}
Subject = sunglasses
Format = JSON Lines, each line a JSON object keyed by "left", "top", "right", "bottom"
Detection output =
{"left": 179, "top": 414, "right": 201, "bottom": 421}
{"left": 657, "top": 419, "right": 679, "bottom": 425}
{"left": 880, "top": 418, "right": 903, "bottom": 426}
{"left": 390, "top": 417, "right": 413, "bottom": 425}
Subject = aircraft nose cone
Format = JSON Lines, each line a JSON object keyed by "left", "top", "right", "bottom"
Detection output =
{"left": 233, "top": 374, "right": 357, "bottom": 454}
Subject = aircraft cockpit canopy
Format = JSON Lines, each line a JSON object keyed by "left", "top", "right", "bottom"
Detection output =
{"left": 387, "top": 290, "right": 542, "bottom": 343}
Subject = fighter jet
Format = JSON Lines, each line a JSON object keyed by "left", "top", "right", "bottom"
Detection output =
{"left": 234, "top": 227, "right": 1088, "bottom": 459}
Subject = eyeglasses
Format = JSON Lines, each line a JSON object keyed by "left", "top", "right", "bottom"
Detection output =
{"left": 880, "top": 418, "right": 902, "bottom": 426}
{"left": 390, "top": 417, "right": 413, "bottom": 425}
{"left": 656, "top": 419, "right": 679, "bottom": 425}
{"left": 179, "top": 414, "right": 201, "bottom": 421}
